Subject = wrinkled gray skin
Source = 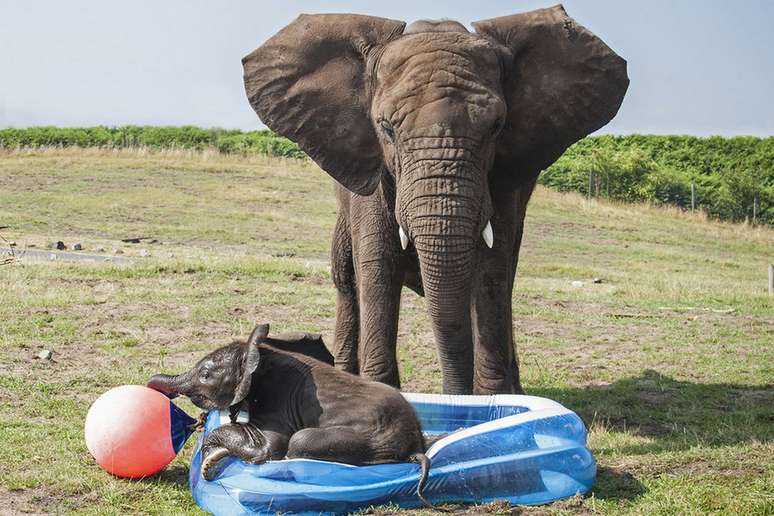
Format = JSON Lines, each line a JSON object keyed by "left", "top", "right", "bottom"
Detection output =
{"left": 147, "top": 325, "right": 430, "bottom": 502}
{"left": 242, "top": 7, "right": 629, "bottom": 394}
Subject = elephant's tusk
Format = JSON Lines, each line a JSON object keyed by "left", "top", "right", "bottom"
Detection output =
{"left": 399, "top": 226, "right": 409, "bottom": 250}
{"left": 482, "top": 220, "right": 494, "bottom": 248}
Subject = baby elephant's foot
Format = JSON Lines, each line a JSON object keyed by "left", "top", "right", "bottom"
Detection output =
{"left": 194, "top": 411, "right": 208, "bottom": 432}
{"left": 201, "top": 447, "right": 230, "bottom": 481}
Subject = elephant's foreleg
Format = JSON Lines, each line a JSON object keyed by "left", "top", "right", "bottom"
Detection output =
{"left": 200, "top": 423, "right": 289, "bottom": 480}
{"left": 352, "top": 200, "right": 403, "bottom": 387}
{"left": 471, "top": 178, "right": 535, "bottom": 394}
{"left": 357, "top": 267, "right": 403, "bottom": 387}
{"left": 471, "top": 228, "right": 520, "bottom": 394}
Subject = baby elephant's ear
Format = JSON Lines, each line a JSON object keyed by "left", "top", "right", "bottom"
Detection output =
{"left": 247, "top": 323, "right": 270, "bottom": 346}
{"left": 231, "top": 336, "right": 262, "bottom": 406}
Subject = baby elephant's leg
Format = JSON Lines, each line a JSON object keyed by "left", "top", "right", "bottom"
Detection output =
{"left": 286, "top": 426, "right": 373, "bottom": 464}
{"left": 200, "top": 423, "right": 289, "bottom": 480}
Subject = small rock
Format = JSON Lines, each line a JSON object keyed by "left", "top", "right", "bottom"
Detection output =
{"left": 592, "top": 278, "right": 603, "bottom": 284}
{"left": 96, "top": 247, "right": 106, "bottom": 253}
{"left": 37, "top": 349, "right": 53, "bottom": 360}
{"left": 28, "top": 243, "right": 36, "bottom": 248}
{"left": 139, "top": 249, "right": 150, "bottom": 257}
{"left": 571, "top": 280, "right": 584, "bottom": 288}
{"left": 73, "top": 243, "right": 83, "bottom": 251}
{"left": 113, "top": 248, "right": 124, "bottom": 255}
{"left": 8, "top": 241, "right": 16, "bottom": 247}
{"left": 56, "top": 241, "right": 66, "bottom": 250}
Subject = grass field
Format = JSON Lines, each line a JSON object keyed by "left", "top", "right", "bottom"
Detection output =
{"left": 0, "top": 147, "right": 772, "bottom": 515}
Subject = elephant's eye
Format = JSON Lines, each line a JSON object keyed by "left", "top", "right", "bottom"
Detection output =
{"left": 379, "top": 119, "right": 395, "bottom": 142}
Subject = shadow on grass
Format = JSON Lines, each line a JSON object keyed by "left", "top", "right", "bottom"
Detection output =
{"left": 533, "top": 369, "right": 774, "bottom": 454}
{"left": 593, "top": 466, "right": 647, "bottom": 501}
{"left": 152, "top": 463, "right": 190, "bottom": 488}
{"left": 530, "top": 369, "right": 772, "bottom": 502}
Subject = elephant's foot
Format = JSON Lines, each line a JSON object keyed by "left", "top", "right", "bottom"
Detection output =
{"left": 473, "top": 357, "right": 523, "bottom": 394}
{"left": 201, "top": 447, "right": 230, "bottom": 480}
{"left": 473, "top": 374, "right": 524, "bottom": 395}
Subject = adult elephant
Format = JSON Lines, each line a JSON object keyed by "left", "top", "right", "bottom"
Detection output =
{"left": 242, "top": 6, "right": 628, "bottom": 394}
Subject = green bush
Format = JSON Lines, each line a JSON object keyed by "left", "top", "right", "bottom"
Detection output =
{"left": 0, "top": 126, "right": 304, "bottom": 159}
{"left": 541, "top": 135, "right": 774, "bottom": 225}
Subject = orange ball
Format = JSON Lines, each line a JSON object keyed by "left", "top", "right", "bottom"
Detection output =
{"left": 85, "top": 385, "right": 194, "bottom": 478}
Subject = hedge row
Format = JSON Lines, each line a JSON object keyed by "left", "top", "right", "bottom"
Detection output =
{"left": 1, "top": 127, "right": 771, "bottom": 224}
{"left": 541, "top": 135, "right": 774, "bottom": 224}
{"left": 0, "top": 126, "right": 305, "bottom": 159}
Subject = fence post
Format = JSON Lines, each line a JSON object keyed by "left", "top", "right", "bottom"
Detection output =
{"left": 588, "top": 171, "right": 593, "bottom": 201}
{"left": 769, "top": 264, "right": 774, "bottom": 295}
{"left": 691, "top": 182, "right": 696, "bottom": 212}
{"left": 595, "top": 173, "right": 601, "bottom": 198}
{"left": 752, "top": 193, "right": 759, "bottom": 226}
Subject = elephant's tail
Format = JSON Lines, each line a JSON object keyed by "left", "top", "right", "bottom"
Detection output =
{"left": 408, "top": 453, "right": 432, "bottom": 508}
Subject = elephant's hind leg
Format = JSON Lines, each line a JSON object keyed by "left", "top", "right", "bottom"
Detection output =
{"left": 286, "top": 427, "right": 372, "bottom": 464}
{"left": 200, "top": 446, "right": 230, "bottom": 480}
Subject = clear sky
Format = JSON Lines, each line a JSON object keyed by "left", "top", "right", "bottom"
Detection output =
{"left": 1, "top": 0, "right": 772, "bottom": 136}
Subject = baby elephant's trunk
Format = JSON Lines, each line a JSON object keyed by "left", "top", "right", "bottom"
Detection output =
{"left": 147, "top": 373, "right": 187, "bottom": 398}
{"left": 408, "top": 453, "right": 432, "bottom": 508}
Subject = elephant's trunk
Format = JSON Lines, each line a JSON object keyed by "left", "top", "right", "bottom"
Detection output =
{"left": 147, "top": 372, "right": 191, "bottom": 398}
{"left": 398, "top": 158, "right": 489, "bottom": 394}
{"left": 413, "top": 230, "right": 477, "bottom": 394}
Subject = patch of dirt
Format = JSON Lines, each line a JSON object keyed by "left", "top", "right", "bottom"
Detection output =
{"left": 0, "top": 487, "right": 48, "bottom": 515}
{"left": 0, "top": 487, "right": 97, "bottom": 515}
{"left": 0, "top": 301, "right": 215, "bottom": 387}
{"left": 0, "top": 340, "right": 110, "bottom": 387}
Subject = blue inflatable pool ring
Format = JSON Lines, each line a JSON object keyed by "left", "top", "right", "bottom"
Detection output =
{"left": 189, "top": 394, "right": 595, "bottom": 515}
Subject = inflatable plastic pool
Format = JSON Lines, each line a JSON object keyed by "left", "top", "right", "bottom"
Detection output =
{"left": 189, "top": 394, "right": 595, "bottom": 515}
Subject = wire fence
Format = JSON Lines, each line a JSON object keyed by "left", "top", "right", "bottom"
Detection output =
{"left": 580, "top": 170, "right": 770, "bottom": 226}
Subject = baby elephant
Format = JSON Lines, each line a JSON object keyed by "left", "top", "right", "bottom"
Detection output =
{"left": 148, "top": 324, "right": 430, "bottom": 504}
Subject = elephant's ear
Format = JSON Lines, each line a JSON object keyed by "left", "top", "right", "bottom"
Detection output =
{"left": 473, "top": 5, "right": 628, "bottom": 185}
{"left": 242, "top": 14, "right": 406, "bottom": 195}
{"left": 246, "top": 323, "right": 270, "bottom": 347}
{"left": 231, "top": 325, "right": 266, "bottom": 406}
